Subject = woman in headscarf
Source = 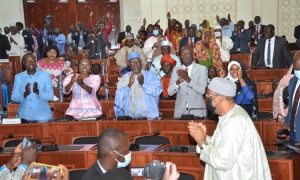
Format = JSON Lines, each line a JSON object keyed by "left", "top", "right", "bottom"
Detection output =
{"left": 170, "top": 21, "right": 185, "bottom": 55}
{"left": 160, "top": 54, "right": 176, "bottom": 98}
{"left": 220, "top": 60, "right": 259, "bottom": 120}
{"left": 196, "top": 20, "right": 214, "bottom": 38}
{"left": 194, "top": 30, "right": 222, "bottom": 69}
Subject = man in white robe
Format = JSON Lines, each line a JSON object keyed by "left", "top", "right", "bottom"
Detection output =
{"left": 7, "top": 23, "right": 25, "bottom": 57}
{"left": 188, "top": 77, "right": 272, "bottom": 180}
{"left": 214, "top": 25, "right": 233, "bottom": 62}
{"left": 143, "top": 24, "right": 160, "bottom": 60}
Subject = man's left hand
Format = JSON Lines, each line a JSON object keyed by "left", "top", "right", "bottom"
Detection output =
{"left": 177, "top": 69, "right": 190, "bottom": 83}
{"left": 137, "top": 73, "right": 144, "bottom": 86}
{"left": 188, "top": 121, "right": 207, "bottom": 145}
{"left": 33, "top": 82, "right": 39, "bottom": 95}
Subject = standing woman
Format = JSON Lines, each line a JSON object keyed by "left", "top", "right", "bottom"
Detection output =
{"left": 170, "top": 21, "right": 185, "bottom": 55}
{"left": 38, "top": 45, "right": 73, "bottom": 87}
{"left": 63, "top": 58, "right": 103, "bottom": 119}
{"left": 220, "top": 60, "right": 259, "bottom": 120}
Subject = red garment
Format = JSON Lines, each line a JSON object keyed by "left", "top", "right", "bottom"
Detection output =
{"left": 160, "top": 54, "right": 176, "bottom": 67}
{"left": 161, "top": 77, "right": 171, "bottom": 97}
{"left": 89, "top": 20, "right": 113, "bottom": 35}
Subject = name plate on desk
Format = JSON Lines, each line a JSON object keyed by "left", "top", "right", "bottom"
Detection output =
{"left": 2, "top": 118, "right": 21, "bottom": 124}
{"left": 0, "top": 59, "right": 9, "bottom": 62}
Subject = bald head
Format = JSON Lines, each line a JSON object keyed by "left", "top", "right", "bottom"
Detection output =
{"left": 181, "top": 45, "right": 194, "bottom": 66}
{"left": 293, "top": 51, "right": 300, "bottom": 71}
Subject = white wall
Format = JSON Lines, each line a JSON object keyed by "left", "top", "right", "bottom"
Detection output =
{"left": 0, "top": 0, "right": 25, "bottom": 28}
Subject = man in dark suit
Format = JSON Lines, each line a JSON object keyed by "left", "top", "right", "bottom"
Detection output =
{"left": 0, "top": 33, "right": 11, "bottom": 59}
{"left": 16, "top": 22, "right": 34, "bottom": 53}
{"left": 80, "top": 128, "right": 131, "bottom": 180}
{"left": 249, "top": 16, "right": 266, "bottom": 46}
{"left": 86, "top": 25, "right": 106, "bottom": 59}
{"left": 280, "top": 52, "right": 300, "bottom": 144}
{"left": 179, "top": 27, "right": 201, "bottom": 55}
{"left": 251, "top": 24, "right": 293, "bottom": 69}
{"left": 72, "top": 21, "right": 89, "bottom": 49}
{"left": 294, "top": 24, "right": 300, "bottom": 42}
{"left": 117, "top": 25, "right": 133, "bottom": 44}
{"left": 230, "top": 20, "right": 251, "bottom": 54}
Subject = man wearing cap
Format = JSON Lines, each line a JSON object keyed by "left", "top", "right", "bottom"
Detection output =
{"left": 179, "top": 27, "right": 201, "bottom": 55}
{"left": 114, "top": 34, "right": 147, "bottom": 70}
{"left": 114, "top": 51, "right": 162, "bottom": 120}
{"left": 143, "top": 24, "right": 161, "bottom": 60}
{"left": 117, "top": 25, "right": 133, "bottom": 44}
{"left": 168, "top": 45, "right": 208, "bottom": 118}
{"left": 188, "top": 77, "right": 271, "bottom": 180}
{"left": 7, "top": 23, "right": 25, "bottom": 56}
{"left": 150, "top": 40, "right": 181, "bottom": 79}
{"left": 214, "top": 25, "right": 233, "bottom": 62}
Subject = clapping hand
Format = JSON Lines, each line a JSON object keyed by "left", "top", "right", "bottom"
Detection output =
{"left": 33, "top": 82, "right": 39, "bottom": 95}
{"left": 71, "top": 73, "right": 79, "bottom": 83}
{"left": 137, "top": 73, "right": 144, "bottom": 86}
{"left": 176, "top": 69, "right": 190, "bottom": 82}
{"left": 24, "top": 83, "right": 31, "bottom": 98}
{"left": 128, "top": 73, "right": 136, "bottom": 88}
{"left": 188, "top": 121, "right": 207, "bottom": 145}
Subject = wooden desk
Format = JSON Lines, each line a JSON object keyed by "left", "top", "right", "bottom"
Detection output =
{"left": 248, "top": 69, "right": 288, "bottom": 81}
{"left": 258, "top": 98, "right": 273, "bottom": 113}
{"left": 262, "top": 121, "right": 283, "bottom": 150}
{"left": 256, "top": 81, "right": 273, "bottom": 94}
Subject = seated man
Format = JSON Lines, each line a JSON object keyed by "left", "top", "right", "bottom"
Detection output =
{"left": 160, "top": 54, "right": 177, "bottom": 99}
{"left": 114, "top": 52, "right": 162, "bottom": 120}
{"left": 251, "top": 24, "right": 293, "bottom": 69}
{"left": 81, "top": 128, "right": 131, "bottom": 180}
{"left": 114, "top": 34, "right": 147, "bottom": 70}
{"left": 150, "top": 41, "right": 181, "bottom": 79}
{"left": 11, "top": 53, "right": 53, "bottom": 122}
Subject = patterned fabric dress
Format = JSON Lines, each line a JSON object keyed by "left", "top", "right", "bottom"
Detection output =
{"left": 63, "top": 74, "right": 102, "bottom": 119}
{"left": 171, "top": 31, "right": 185, "bottom": 53}
{"left": 38, "top": 59, "right": 73, "bottom": 87}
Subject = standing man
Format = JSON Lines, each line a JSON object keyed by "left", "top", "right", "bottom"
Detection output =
{"left": 54, "top": 28, "right": 66, "bottom": 55}
{"left": 117, "top": 25, "right": 133, "bottom": 44}
{"left": 250, "top": 16, "right": 266, "bottom": 46}
{"left": 11, "top": 53, "right": 53, "bottom": 122}
{"left": 7, "top": 23, "right": 25, "bottom": 57}
{"left": 168, "top": 45, "right": 207, "bottom": 118}
{"left": 188, "top": 77, "right": 272, "bottom": 180}
{"left": 143, "top": 24, "right": 161, "bottom": 59}
{"left": 114, "top": 52, "right": 162, "bottom": 120}
{"left": 67, "top": 25, "right": 75, "bottom": 46}
{"left": 0, "top": 32, "right": 11, "bottom": 58}
{"left": 251, "top": 24, "right": 293, "bottom": 69}
{"left": 87, "top": 24, "right": 106, "bottom": 59}
{"left": 72, "top": 21, "right": 89, "bottom": 49}
{"left": 216, "top": 14, "right": 234, "bottom": 38}
{"left": 151, "top": 41, "right": 181, "bottom": 79}
{"left": 90, "top": 11, "right": 112, "bottom": 45}
{"left": 214, "top": 25, "right": 233, "bottom": 62}
{"left": 16, "top": 22, "right": 34, "bottom": 53}
{"left": 231, "top": 20, "right": 251, "bottom": 54}
{"left": 179, "top": 27, "right": 201, "bottom": 55}
{"left": 3, "top": 27, "right": 10, "bottom": 37}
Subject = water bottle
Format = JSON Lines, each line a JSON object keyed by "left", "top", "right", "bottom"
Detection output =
{"left": 98, "top": 49, "right": 102, "bottom": 59}
{"left": 58, "top": 76, "right": 64, "bottom": 102}
{"left": 104, "top": 84, "right": 110, "bottom": 100}
{"left": 0, "top": 104, "right": 3, "bottom": 124}
{"left": 101, "top": 62, "right": 106, "bottom": 75}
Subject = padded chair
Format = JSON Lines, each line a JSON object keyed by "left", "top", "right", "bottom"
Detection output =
{"left": 179, "top": 172, "right": 195, "bottom": 180}
{"left": 135, "top": 136, "right": 170, "bottom": 145}
{"left": 4, "top": 139, "right": 41, "bottom": 147}
{"left": 258, "top": 112, "right": 273, "bottom": 119}
{"left": 72, "top": 136, "right": 98, "bottom": 144}
{"left": 69, "top": 169, "right": 87, "bottom": 180}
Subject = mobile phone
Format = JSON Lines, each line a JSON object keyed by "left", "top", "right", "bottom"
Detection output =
{"left": 30, "top": 163, "right": 62, "bottom": 180}
{"left": 130, "top": 167, "right": 144, "bottom": 177}
{"left": 22, "top": 136, "right": 32, "bottom": 149}
{"left": 276, "top": 128, "right": 290, "bottom": 136}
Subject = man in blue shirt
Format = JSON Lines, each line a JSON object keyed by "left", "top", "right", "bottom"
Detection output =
{"left": 114, "top": 52, "right": 162, "bottom": 120}
{"left": 11, "top": 53, "right": 53, "bottom": 122}
{"left": 54, "top": 28, "right": 66, "bottom": 55}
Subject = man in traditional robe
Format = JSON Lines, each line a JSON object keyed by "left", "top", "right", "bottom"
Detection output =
{"left": 114, "top": 52, "right": 162, "bottom": 120}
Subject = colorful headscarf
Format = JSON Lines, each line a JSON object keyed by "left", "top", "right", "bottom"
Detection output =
{"left": 160, "top": 54, "right": 177, "bottom": 67}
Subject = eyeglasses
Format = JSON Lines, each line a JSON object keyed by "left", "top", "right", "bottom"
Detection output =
{"left": 130, "top": 60, "right": 141, "bottom": 64}
{"left": 205, "top": 94, "right": 219, "bottom": 99}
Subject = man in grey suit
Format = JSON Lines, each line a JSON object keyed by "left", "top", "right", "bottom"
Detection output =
{"left": 86, "top": 24, "right": 107, "bottom": 59}
{"left": 81, "top": 128, "right": 131, "bottom": 180}
{"left": 251, "top": 24, "right": 293, "bottom": 69}
{"left": 168, "top": 45, "right": 208, "bottom": 118}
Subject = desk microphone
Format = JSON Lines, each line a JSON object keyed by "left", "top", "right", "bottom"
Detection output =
{"left": 169, "top": 133, "right": 188, "bottom": 152}
{"left": 50, "top": 107, "right": 68, "bottom": 122}
{"left": 180, "top": 108, "right": 206, "bottom": 120}
{"left": 129, "top": 130, "right": 160, "bottom": 150}
{"left": 114, "top": 104, "right": 132, "bottom": 120}
{"left": 147, "top": 58, "right": 152, "bottom": 70}
{"left": 39, "top": 138, "right": 59, "bottom": 151}
{"left": 151, "top": 64, "right": 162, "bottom": 78}
{"left": 0, "top": 133, "right": 14, "bottom": 151}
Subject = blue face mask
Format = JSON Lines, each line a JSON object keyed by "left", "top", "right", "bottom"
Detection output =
{"left": 199, "top": 26, "right": 203, "bottom": 30}
{"left": 223, "top": 25, "right": 229, "bottom": 29}
{"left": 153, "top": 30, "right": 159, "bottom": 36}
{"left": 294, "top": 70, "right": 300, "bottom": 79}
{"left": 114, "top": 150, "right": 131, "bottom": 168}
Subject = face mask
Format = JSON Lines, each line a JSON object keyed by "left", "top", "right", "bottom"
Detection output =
{"left": 152, "top": 30, "right": 159, "bottom": 36}
{"left": 199, "top": 26, "right": 203, "bottom": 30}
{"left": 223, "top": 25, "right": 228, "bottom": 29}
{"left": 114, "top": 150, "right": 131, "bottom": 168}
{"left": 255, "top": 23, "right": 260, "bottom": 26}
{"left": 206, "top": 98, "right": 216, "bottom": 112}
{"left": 214, "top": 32, "right": 221, "bottom": 37}
{"left": 294, "top": 70, "right": 300, "bottom": 79}
{"left": 65, "top": 61, "right": 71, "bottom": 67}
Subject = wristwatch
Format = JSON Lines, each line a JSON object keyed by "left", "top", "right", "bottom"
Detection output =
{"left": 201, "top": 142, "right": 208, "bottom": 150}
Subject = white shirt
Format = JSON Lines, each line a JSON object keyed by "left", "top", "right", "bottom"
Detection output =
{"left": 215, "top": 36, "right": 233, "bottom": 62}
{"left": 188, "top": 37, "right": 194, "bottom": 46}
{"left": 184, "top": 63, "right": 193, "bottom": 76}
{"left": 196, "top": 105, "right": 272, "bottom": 180}
{"left": 252, "top": 24, "right": 262, "bottom": 44}
{"left": 264, "top": 36, "right": 275, "bottom": 68}
{"left": 7, "top": 33, "right": 25, "bottom": 57}
{"left": 143, "top": 36, "right": 158, "bottom": 59}
{"left": 97, "top": 160, "right": 106, "bottom": 173}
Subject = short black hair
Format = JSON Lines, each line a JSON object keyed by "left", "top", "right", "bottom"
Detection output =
{"left": 16, "top": 22, "right": 24, "bottom": 29}
{"left": 22, "top": 53, "right": 36, "bottom": 62}
{"left": 97, "top": 128, "right": 128, "bottom": 159}
{"left": 43, "top": 45, "right": 59, "bottom": 58}
{"left": 4, "top": 27, "right": 9, "bottom": 29}
{"left": 267, "top": 24, "right": 275, "bottom": 31}
{"left": 100, "top": 168, "right": 133, "bottom": 180}
{"left": 139, "top": 30, "right": 148, "bottom": 37}
{"left": 208, "top": 65, "right": 217, "bottom": 71}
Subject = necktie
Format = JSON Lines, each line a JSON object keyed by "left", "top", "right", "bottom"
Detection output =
{"left": 290, "top": 84, "right": 300, "bottom": 132}
{"left": 190, "top": 38, "right": 193, "bottom": 46}
{"left": 255, "top": 26, "right": 259, "bottom": 42}
{"left": 267, "top": 39, "right": 271, "bottom": 65}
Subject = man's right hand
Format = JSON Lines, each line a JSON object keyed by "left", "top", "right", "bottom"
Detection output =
{"left": 251, "top": 64, "right": 257, "bottom": 70}
{"left": 278, "top": 123, "right": 290, "bottom": 139}
{"left": 24, "top": 83, "right": 31, "bottom": 98}
{"left": 128, "top": 73, "right": 136, "bottom": 88}
{"left": 6, "top": 143, "right": 22, "bottom": 172}
{"left": 90, "top": 11, "right": 94, "bottom": 17}
{"left": 21, "top": 143, "right": 38, "bottom": 166}
{"left": 71, "top": 74, "right": 79, "bottom": 83}
{"left": 162, "top": 162, "right": 180, "bottom": 180}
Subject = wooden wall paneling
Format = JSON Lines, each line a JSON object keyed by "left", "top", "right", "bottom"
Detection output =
{"left": 23, "top": 0, "right": 46, "bottom": 29}
{"left": 248, "top": 69, "right": 288, "bottom": 81}
{"left": 76, "top": 1, "right": 96, "bottom": 31}
{"left": 257, "top": 99, "right": 273, "bottom": 113}
{"left": 262, "top": 121, "right": 283, "bottom": 150}
{"left": 47, "top": 1, "right": 70, "bottom": 35}
{"left": 256, "top": 81, "right": 273, "bottom": 94}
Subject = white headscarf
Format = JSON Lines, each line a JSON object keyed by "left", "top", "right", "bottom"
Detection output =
{"left": 226, "top": 61, "right": 241, "bottom": 82}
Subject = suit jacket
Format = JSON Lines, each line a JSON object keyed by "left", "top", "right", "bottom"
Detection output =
{"left": 284, "top": 77, "right": 300, "bottom": 142}
{"left": 80, "top": 162, "right": 104, "bottom": 180}
{"left": 251, "top": 36, "right": 293, "bottom": 69}
{"left": 0, "top": 34, "right": 11, "bottom": 59}
{"left": 22, "top": 29, "right": 34, "bottom": 52}
{"left": 117, "top": 31, "right": 133, "bottom": 44}
{"left": 86, "top": 34, "right": 106, "bottom": 59}
{"left": 231, "top": 29, "right": 251, "bottom": 53}
{"left": 179, "top": 36, "right": 201, "bottom": 55}
{"left": 72, "top": 29, "right": 89, "bottom": 48}
{"left": 249, "top": 25, "right": 266, "bottom": 46}
{"left": 294, "top": 25, "right": 300, "bottom": 40}
{"left": 168, "top": 62, "right": 208, "bottom": 117}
